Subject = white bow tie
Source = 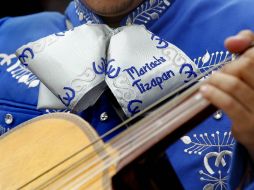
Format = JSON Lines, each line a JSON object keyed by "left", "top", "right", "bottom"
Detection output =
{"left": 16, "top": 24, "right": 198, "bottom": 117}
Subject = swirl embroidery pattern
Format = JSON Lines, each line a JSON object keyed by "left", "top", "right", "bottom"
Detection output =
{"left": 181, "top": 131, "right": 235, "bottom": 190}
{"left": 111, "top": 73, "right": 138, "bottom": 114}
{"left": 93, "top": 58, "right": 121, "bottom": 79}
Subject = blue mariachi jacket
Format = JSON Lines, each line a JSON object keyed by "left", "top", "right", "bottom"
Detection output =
{"left": 1, "top": 0, "right": 254, "bottom": 189}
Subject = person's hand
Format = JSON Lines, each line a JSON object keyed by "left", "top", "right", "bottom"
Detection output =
{"left": 199, "top": 30, "right": 254, "bottom": 160}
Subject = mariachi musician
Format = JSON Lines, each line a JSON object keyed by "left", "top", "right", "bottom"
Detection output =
{"left": 0, "top": 0, "right": 254, "bottom": 189}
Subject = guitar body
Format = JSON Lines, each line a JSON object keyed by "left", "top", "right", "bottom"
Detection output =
{"left": 0, "top": 83, "right": 213, "bottom": 190}
{"left": 0, "top": 113, "right": 116, "bottom": 190}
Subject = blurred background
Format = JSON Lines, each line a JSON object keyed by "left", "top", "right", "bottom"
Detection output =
{"left": 0, "top": 0, "right": 71, "bottom": 18}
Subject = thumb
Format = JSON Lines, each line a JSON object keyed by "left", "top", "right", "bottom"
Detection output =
{"left": 225, "top": 30, "right": 254, "bottom": 53}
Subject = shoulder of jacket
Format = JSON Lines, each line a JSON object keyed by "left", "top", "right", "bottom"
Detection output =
{"left": 0, "top": 12, "right": 67, "bottom": 53}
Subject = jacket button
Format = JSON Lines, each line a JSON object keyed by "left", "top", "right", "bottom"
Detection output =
{"left": 5, "top": 114, "right": 14, "bottom": 125}
{"left": 213, "top": 110, "right": 223, "bottom": 120}
{"left": 100, "top": 112, "right": 109, "bottom": 122}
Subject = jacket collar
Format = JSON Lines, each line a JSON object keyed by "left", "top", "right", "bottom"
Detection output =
{"left": 65, "top": 0, "right": 172, "bottom": 27}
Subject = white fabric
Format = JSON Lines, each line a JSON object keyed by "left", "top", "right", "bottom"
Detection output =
{"left": 16, "top": 24, "right": 198, "bottom": 116}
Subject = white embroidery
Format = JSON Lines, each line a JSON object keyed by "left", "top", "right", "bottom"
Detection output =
{"left": 112, "top": 73, "right": 138, "bottom": 108}
{"left": 200, "top": 170, "right": 228, "bottom": 190}
{"left": 25, "top": 35, "right": 60, "bottom": 54}
{"left": 75, "top": 0, "right": 170, "bottom": 26}
{"left": 45, "top": 109, "right": 70, "bottom": 113}
{"left": 126, "top": 0, "right": 171, "bottom": 25}
{"left": 181, "top": 131, "right": 235, "bottom": 190}
{"left": 181, "top": 131, "right": 234, "bottom": 155}
{"left": 200, "top": 149, "right": 232, "bottom": 190}
{"left": 185, "top": 50, "right": 237, "bottom": 189}
{"left": 0, "top": 53, "right": 40, "bottom": 88}
{"left": 194, "top": 50, "right": 236, "bottom": 77}
{"left": 74, "top": 0, "right": 101, "bottom": 24}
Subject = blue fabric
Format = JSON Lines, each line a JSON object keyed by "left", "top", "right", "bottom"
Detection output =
{"left": 229, "top": 144, "right": 248, "bottom": 189}
{"left": 1, "top": 0, "right": 254, "bottom": 189}
{"left": 229, "top": 144, "right": 254, "bottom": 190}
{"left": 0, "top": 12, "right": 66, "bottom": 133}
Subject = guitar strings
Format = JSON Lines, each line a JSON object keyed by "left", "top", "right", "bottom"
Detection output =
{"left": 95, "top": 54, "right": 234, "bottom": 141}
{"left": 24, "top": 55, "right": 233, "bottom": 189}
{"left": 35, "top": 82, "right": 212, "bottom": 189}
{"left": 21, "top": 55, "right": 235, "bottom": 189}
